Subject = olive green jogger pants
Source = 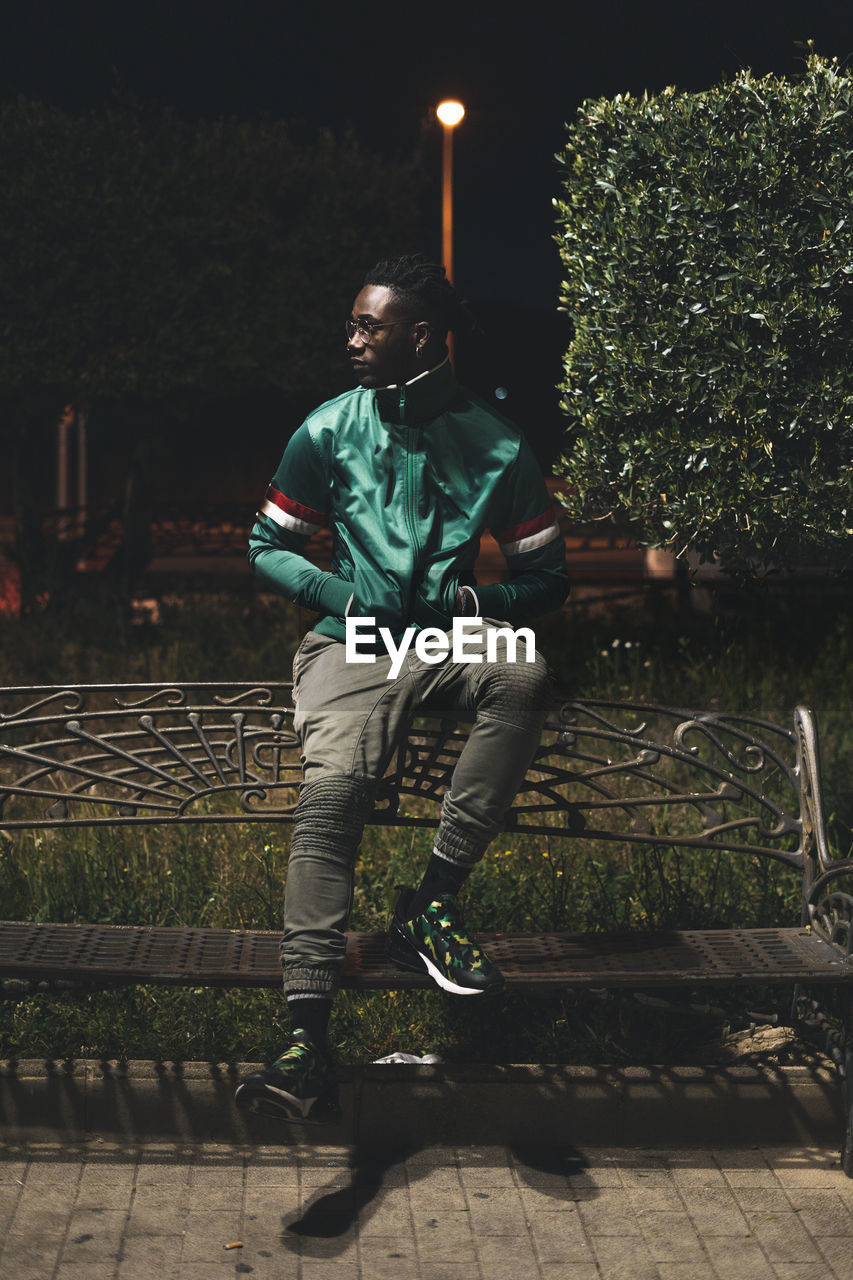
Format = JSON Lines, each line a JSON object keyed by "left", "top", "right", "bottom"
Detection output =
{"left": 283, "top": 621, "right": 553, "bottom": 996}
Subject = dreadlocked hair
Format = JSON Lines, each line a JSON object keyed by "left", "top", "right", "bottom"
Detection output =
{"left": 363, "top": 253, "right": 478, "bottom": 337}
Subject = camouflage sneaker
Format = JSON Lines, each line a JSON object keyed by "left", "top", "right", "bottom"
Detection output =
{"left": 235, "top": 1029, "right": 341, "bottom": 1125}
{"left": 386, "top": 888, "right": 504, "bottom": 996}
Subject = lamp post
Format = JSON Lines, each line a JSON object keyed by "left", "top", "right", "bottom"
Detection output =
{"left": 436, "top": 100, "right": 464, "bottom": 364}
{"left": 436, "top": 100, "right": 464, "bottom": 284}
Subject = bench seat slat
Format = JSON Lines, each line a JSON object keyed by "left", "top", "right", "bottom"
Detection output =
{"left": 0, "top": 921, "right": 848, "bottom": 991}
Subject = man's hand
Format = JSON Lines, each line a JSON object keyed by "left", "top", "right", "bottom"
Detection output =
{"left": 454, "top": 586, "right": 479, "bottom": 617}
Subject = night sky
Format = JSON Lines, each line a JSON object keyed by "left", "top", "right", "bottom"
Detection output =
{"left": 3, "top": 0, "right": 853, "bottom": 311}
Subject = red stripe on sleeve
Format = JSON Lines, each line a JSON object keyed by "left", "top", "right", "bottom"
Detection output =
{"left": 265, "top": 486, "right": 327, "bottom": 527}
{"left": 492, "top": 508, "right": 555, "bottom": 545}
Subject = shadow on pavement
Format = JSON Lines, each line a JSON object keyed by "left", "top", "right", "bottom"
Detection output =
{"left": 510, "top": 1144, "right": 597, "bottom": 1201}
{"left": 282, "top": 1142, "right": 416, "bottom": 1256}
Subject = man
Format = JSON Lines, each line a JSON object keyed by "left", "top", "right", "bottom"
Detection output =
{"left": 235, "top": 255, "right": 569, "bottom": 1124}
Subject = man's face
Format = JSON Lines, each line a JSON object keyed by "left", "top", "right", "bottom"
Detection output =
{"left": 347, "top": 284, "right": 424, "bottom": 388}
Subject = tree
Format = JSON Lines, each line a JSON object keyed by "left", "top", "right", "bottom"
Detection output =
{"left": 553, "top": 51, "right": 853, "bottom": 575}
{"left": 0, "top": 102, "right": 423, "bottom": 596}
{"left": 0, "top": 101, "right": 424, "bottom": 402}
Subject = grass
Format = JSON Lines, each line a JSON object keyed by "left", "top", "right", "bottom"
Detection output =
{"left": 2, "top": 578, "right": 853, "bottom": 1065}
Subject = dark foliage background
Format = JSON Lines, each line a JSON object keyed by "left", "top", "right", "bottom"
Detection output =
{"left": 0, "top": 100, "right": 423, "bottom": 402}
{"left": 0, "top": 100, "right": 423, "bottom": 597}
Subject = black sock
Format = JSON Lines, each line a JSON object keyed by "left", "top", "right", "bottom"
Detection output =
{"left": 287, "top": 996, "right": 332, "bottom": 1049}
{"left": 406, "top": 852, "right": 472, "bottom": 919}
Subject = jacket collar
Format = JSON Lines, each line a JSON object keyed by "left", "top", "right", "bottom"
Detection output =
{"left": 373, "top": 356, "right": 459, "bottom": 426}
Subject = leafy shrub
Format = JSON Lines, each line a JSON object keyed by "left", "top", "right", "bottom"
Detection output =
{"left": 554, "top": 50, "right": 853, "bottom": 575}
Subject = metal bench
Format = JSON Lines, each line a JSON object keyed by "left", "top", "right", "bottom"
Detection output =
{"left": 1, "top": 682, "right": 851, "bottom": 1167}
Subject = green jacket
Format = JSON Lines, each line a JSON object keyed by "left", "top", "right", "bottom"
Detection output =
{"left": 248, "top": 359, "right": 569, "bottom": 641}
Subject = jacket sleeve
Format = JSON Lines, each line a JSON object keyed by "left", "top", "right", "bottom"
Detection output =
{"left": 247, "top": 423, "right": 353, "bottom": 616}
{"left": 475, "top": 438, "right": 570, "bottom": 624}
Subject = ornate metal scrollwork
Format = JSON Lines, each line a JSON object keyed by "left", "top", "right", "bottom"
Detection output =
{"left": 0, "top": 683, "right": 299, "bottom": 825}
{"left": 0, "top": 687, "right": 822, "bottom": 870}
{"left": 113, "top": 688, "right": 188, "bottom": 710}
{"left": 212, "top": 687, "right": 276, "bottom": 707}
{"left": 807, "top": 861, "right": 853, "bottom": 957}
{"left": 811, "top": 893, "right": 853, "bottom": 956}
{"left": 477, "top": 699, "right": 803, "bottom": 863}
{"left": 0, "top": 688, "right": 84, "bottom": 724}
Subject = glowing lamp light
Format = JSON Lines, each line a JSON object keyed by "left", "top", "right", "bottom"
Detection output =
{"left": 437, "top": 100, "right": 465, "bottom": 127}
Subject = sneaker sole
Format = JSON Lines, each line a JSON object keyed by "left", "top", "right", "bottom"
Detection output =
{"left": 387, "top": 930, "right": 502, "bottom": 996}
{"left": 235, "top": 1082, "right": 342, "bottom": 1126}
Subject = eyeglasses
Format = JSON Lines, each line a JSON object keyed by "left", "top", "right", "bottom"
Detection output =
{"left": 345, "top": 317, "right": 416, "bottom": 344}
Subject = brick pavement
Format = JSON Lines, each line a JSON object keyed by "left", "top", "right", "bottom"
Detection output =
{"left": 1, "top": 1141, "right": 852, "bottom": 1280}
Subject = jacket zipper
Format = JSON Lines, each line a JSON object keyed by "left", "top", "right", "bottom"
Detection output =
{"left": 400, "top": 387, "right": 422, "bottom": 613}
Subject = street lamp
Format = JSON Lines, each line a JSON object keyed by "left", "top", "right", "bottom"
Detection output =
{"left": 436, "top": 99, "right": 465, "bottom": 285}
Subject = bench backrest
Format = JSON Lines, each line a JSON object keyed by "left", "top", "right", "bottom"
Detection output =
{"left": 0, "top": 683, "right": 826, "bottom": 880}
